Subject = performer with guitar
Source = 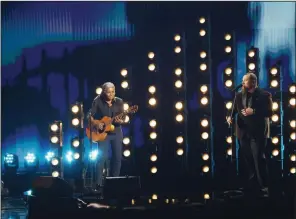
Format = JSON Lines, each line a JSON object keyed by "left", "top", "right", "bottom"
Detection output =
{"left": 87, "top": 82, "right": 138, "bottom": 190}
{"left": 87, "top": 82, "right": 126, "bottom": 189}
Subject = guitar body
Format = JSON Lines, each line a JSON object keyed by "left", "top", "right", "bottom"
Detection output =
{"left": 85, "top": 116, "right": 115, "bottom": 142}
{"left": 85, "top": 105, "right": 138, "bottom": 142}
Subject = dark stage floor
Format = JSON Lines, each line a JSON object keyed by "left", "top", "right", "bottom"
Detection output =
{"left": 2, "top": 190, "right": 296, "bottom": 219}
{"left": 1, "top": 173, "right": 296, "bottom": 219}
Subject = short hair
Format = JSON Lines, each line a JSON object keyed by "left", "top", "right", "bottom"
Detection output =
{"left": 102, "top": 82, "right": 115, "bottom": 93}
{"left": 245, "top": 73, "right": 258, "bottom": 86}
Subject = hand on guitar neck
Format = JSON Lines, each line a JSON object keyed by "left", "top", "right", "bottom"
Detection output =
{"left": 114, "top": 116, "right": 124, "bottom": 124}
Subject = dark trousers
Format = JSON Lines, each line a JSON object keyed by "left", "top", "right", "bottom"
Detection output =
{"left": 239, "top": 135, "right": 268, "bottom": 191}
{"left": 96, "top": 129, "right": 123, "bottom": 186}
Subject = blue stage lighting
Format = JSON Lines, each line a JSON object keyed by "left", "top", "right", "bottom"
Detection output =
{"left": 66, "top": 151, "right": 73, "bottom": 162}
{"left": 24, "top": 153, "right": 36, "bottom": 163}
{"left": 4, "top": 153, "right": 18, "bottom": 167}
{"left": 4, "top": 154, "right": 14, "bottom": 164}
{"left": 4, "top": 153, "right": 19, "bottom": 173}
{"left": 24, "top": 153, "right": 39, "bottom": 170}
{"left": 45, "top": 151, "right": 55, "bottom": 162}
{"left": 89, "top": 150, "right": 98, "bottom": 161}
{"left": 24, "top": 189, "right": 32, "bottom": 196}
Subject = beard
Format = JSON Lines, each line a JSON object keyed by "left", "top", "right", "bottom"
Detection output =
{"left": 242, "top": 83, "right": 256, "bottom": 94}
{"left": 242, "top": 81, "right": 253, "bottom": 93}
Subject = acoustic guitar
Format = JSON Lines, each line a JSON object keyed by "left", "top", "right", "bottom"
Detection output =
{"left": 85, "top": 105, "right": 138, "bottom": 142}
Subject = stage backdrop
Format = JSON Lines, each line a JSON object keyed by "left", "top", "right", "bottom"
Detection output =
{"left": 1, "top": 2, "right": 295, "bottom": 172}
{"left": 1, "top": 2, "right": 135, "bottom": 170}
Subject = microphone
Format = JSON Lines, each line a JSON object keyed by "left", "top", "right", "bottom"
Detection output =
{"left": 231, "top": 84, "right": 243, "bottom": 92}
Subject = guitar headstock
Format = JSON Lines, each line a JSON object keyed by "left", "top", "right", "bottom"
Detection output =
{"left": 127, "top": 105, "right": 139, "bottom": 114}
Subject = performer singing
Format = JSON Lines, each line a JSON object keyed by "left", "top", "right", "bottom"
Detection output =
{"left": 226, "top": 73, "right": 273, "bottom": 195}
{"left": 88, "top": 82, "right": 124, "bottom": 188}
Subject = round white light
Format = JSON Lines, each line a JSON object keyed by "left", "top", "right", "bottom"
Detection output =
{"left": 149, "top": 98, "right": 157, "bottom": 106}
{"left": 200, "top": 29, "right": 206, "bottom": 36}
{"left": 148, "top": 86, "right": 156, "bottom": 94}
{"left": 174, "top": 35, "right": 181, "bottom": 41}
{"left": 121, "top": 69, "right": 128, "bottom": 77}
{"left": 121, "top": 81, "right": 129, "bottom": 89}
{"left": 177, "top": 148, "right": 184, "bottom": 156}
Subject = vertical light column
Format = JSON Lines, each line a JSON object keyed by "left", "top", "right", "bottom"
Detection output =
{"left": 120, "top": 68, "right": 133, "bottom": 159}
{"left": 147, "top": 51, "right": 159, "bottom": 175}
{"left": 222, "top": 31, "right": 236, "bottom": 163}
{"left": 49, "top": 121, "right": 63, "bottom": 178}
{"left": 70, "top": 102, "right": 85, "bottom": 180}
{"left": 172, "top": 32, "right": 187, "bottom": 169}
{"left": 284, "top": 84, "right": 296, "bottom": 177}
{"left": 246, "top": 47, "right": 260, "bottom": 77}
{"left": 223, "top": 32, "right": 235, "bottom": 91}
{"left": 196, "top": 15, "right": 213, "bottom": 178}
{"left": 268, "top": 64, "right": 282, "bottom": 160}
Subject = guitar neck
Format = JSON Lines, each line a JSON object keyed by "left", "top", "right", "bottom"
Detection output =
{"left": 110, "top": 105, "right": 137, "bottom": 123}
{"left": 112, "top": 112, "right": 128, "bottom": 122}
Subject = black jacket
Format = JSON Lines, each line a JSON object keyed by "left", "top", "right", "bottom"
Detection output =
{"left": 232, "top": 88, "right": 273, "bottom": 139}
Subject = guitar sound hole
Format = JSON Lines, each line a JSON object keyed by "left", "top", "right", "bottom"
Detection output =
{"left": 100, "top": 124, "right": 106, "bottom": 133}
{"left": 92, "top": 124, "right": 106, "bottom": 133}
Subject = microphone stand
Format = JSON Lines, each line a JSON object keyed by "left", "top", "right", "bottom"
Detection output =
{"left": 228, "top": 93, "right": 237, "bottom": 128}
{"left": 228, "top": 85, "right": 243, "bottom": 163}
{"left": 87, "top": 112, "right": 104, "bottom": 197}
{"left": 227, "top": 85, "right": 241, "bottom": 127}
{"left": 87, "top": 111, "right": 94, "bottom": 190}
{"left": 222, "top": 88, "right": 244, "bottom": 199}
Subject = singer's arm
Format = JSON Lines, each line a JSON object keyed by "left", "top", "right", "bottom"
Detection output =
{"left": 87, "top": 97, "right": 99, "bottom": 124}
